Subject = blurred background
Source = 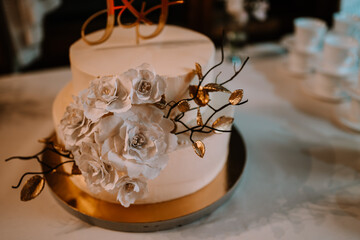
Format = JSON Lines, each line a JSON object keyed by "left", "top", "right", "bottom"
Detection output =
{"left": 0, "top": 0, "right": 356, "bottom": 75}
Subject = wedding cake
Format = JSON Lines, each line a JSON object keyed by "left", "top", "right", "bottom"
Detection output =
{"left": 52, "top": 24, "right": 236, "bottom": 207}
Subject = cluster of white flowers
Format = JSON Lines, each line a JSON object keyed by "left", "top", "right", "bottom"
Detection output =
{"left": 59, "top": 64, "right": 178, "bottom": 207}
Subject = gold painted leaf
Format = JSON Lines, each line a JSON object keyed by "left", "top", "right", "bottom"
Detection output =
{"left": 229, "top": 89, "right": 244, "bottom": 105}
{"left": 154, "top": 94, "right": 167, "bottom": 109}
{"left": 203, "top": 83, "right": 231, "bottom": 93}
{"left": 53, "top": 143, "right": 72, "bottom": 155}
{"left": 194, "top": 90, "right": 209, "bottom": 106}
{"left": 71, "top": 163, "right": 82, "bottom": 175}
{"left": 178, "top": 100, "right": 190, "bottom": 112}
{"left": 192, "top": 140, "right": 205, "bottom": 158}
{"left": 212, "top": 116, "right": 234, "bottom": 133}
{"left": 171, "top": 119, "right": 177, "bottom": 134}
{"left": 188, "top": 85, "right": 198, "bottom": 97}
{"left": 197, "top": 108, "right": 203, "bottom": 126}
{"left": 38, "top": 138, "right": 50, "bottom": 144}
{"left": 189, "top": 85, "right": 210, "bottom": 107}
{"left": 195, "top": 63, "right": 203, "bottom": 79}
{"left": 21, "top": 175, "right": 45, "bottom": 201}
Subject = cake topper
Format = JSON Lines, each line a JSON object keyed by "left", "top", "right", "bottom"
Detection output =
{"left": 81, "top": 0, "right": 184, "bottom": 45}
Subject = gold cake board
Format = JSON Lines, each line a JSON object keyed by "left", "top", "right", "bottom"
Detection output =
{"left": 43, "top": 128, "right": 246, "bottom": 232}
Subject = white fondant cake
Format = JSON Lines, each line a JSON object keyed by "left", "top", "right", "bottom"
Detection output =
{"left": 53, "top": 25, "right": 234, "bottom": 206}
{"left": 70, "top": 25, "right": 215, "bottom": 100}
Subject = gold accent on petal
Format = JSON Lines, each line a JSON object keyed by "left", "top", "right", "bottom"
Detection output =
{"left": 71, "top": 163, "right": 82, "bottom": 175}
{"left": 189, "top": 85, "right": 210, "bottom": 107}
{"left": 192, "top": 140, "right": 205, "bottom": 158}
{"left": 178, "top": 100, "right": 190, "bottom": 113}
{"left": 195, "top": 63, "right": 203, "bottom": 79}
{"left": 212, "top": 116, "right": 234, "bottom": 133}
{"left": 197, "top": 108, "right": 203, "bottom": 126}
{"left": 124, "top": 183, "right": 135, "bottom": 193}
{"left": 171, "top": 120, "right": 177, "bottom": 134}
{"left": 21, "top": 175, "right": 45, "bottom": 201}
{"left": 229, "top": 89, "right": 244, "bottom": 105}
{"left": 203, "top": 83, "right": 231, "bottom": 93}
{"left": 154, "top": 95, "right": 167, "bottom": 109}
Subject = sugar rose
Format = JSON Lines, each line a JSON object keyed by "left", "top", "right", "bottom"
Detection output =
{"left": 59, "top": 95, "right": 93, "bottom": 151}
{"left": 116, "top": 176, "right": 148, "bottom": 207}
{"left": 77, "top": 142, "right": 119, "bottom": 193}
{"left": 126, "top": 63, "right": 166, "bottom": 105}
{"left": 83, "top": 75, "right": 132, "bottom": 122}
{"left": 96, "top": 105, "right": 177, "bottom": 180}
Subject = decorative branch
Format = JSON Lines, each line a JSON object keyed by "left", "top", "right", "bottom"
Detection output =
{"left": 5, "top": 140, "right": 77, "bottom": 201}
{"left": 11, "top": 160, "right": 75, "bottom": 189}
{"left": 220, "top": 57, "right": 249, "bottom": 86}
{"left": 157, "top": 42, "right": 250, "bottom": 158}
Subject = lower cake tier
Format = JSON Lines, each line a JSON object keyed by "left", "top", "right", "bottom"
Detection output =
{"left": 53, "top": 82, "right": 231, "bottom": 204}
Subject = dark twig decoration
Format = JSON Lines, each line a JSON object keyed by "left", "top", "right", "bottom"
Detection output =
{"left": 8, "top": 160, "right": 75, "bottom": 189}
{"left": 5, "top": 140, "right": 75, "bottom": 200}
{"left": 157, "top": 44, "right": 249, "bottom": 157}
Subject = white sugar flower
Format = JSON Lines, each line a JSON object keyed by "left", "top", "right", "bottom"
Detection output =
{"left": 83, "top": 75, "right": 132, "bottom": 122}
{"left": 126, "top": 63, "right": 166, "bottom": 105}
{"left": 116, "top": 176, "right": 148, "bottom": 207}
{"left": 59, "top": 95, "right": 93, "bottom": 151}
{"left": 77, "top": 142, "right": 119, "bottom": 193}
{"left": 96, "top": 105, "right": 177, "bottom": 180}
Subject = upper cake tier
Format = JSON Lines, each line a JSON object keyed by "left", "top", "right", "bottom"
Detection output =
{"left": 70, "top": 25, "right": 215, "bottom": 101}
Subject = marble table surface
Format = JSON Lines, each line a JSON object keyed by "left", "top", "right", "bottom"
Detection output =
{"left": 1, "top": 52, "right": 360, "bottom": 240}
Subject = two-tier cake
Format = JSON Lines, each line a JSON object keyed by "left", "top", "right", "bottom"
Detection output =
{"left": 53, "top": 24, "right": 236, "bottom": 207}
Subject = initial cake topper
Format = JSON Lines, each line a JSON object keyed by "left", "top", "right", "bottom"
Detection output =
{"left": 81, "top": 0, "right": 184, "bottom": 45}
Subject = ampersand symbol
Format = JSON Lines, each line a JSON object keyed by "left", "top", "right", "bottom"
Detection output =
{"left": 81, "top": 0, "right": 183, "bottom": 45}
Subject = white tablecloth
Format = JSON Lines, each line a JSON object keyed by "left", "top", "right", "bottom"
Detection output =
{"left": 1, "top": 53, "right": 359, "bottom": 239}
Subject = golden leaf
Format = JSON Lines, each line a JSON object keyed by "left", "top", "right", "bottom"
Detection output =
{"left": 38, "top": 138, "right": 51, "bottom": 144}
{"left": 203, "top": 83, "right": 231, "bottom": 93}
{"left": 188, "top": 85, "right": 197, "bottom": 96}
{"left": 52, "top": 143, "right": 72, "bottom": 156}
{"left": 178, "top": 100, "right": 190, "bottom": 113}
{"left": 171, "top": 120, "right": 177, "bottom": 134}
{"left": 212, "top": 116, "right": 234, "bottom": 133}
{"left": 195, "top": 63, "right": 203, "bottom": 79}
{"left": 154, "top": 94, "right": 167, "bottom": 109}
{"left": 21, "top": 175, "right": 45, "bottom": 201}
{"left": 71, "top": 163, "right": 82, "bottom": 175}
{"left": 192, "top": 140, "right": 205, "bottom": 158}
{"left": 189, "top": 85, "right": 210, "bottom": 107}
{"left": 229, "top": 89, "right": 244, "bottom": 105}
{"left": 197, "top": 108, "right": 203, "bottom": 126}
{"left": 54, "top": 144, "right": 65, "bottom": 152}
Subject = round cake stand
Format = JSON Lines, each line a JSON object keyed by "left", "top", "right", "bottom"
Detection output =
{"left": 42, "top": 128, "right": 247, "bottom": 232}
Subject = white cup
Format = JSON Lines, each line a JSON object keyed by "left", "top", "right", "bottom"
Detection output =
{"left": 288, "top": 49, "right": 317, "bottom": 74}
{"left": 320, "top": 34, "right": 359, "bottom": 76}
{"left": 350, "top": 98, "right": 360, "bottom": 122}
{"left": 312, "top": 71, "right": 343, "bottom": 97}
{"left": 294, "top": 17, "right": 327, "bottom": 53}
{"left": 333, "top": 12, "right": 360, "bottom": 36}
